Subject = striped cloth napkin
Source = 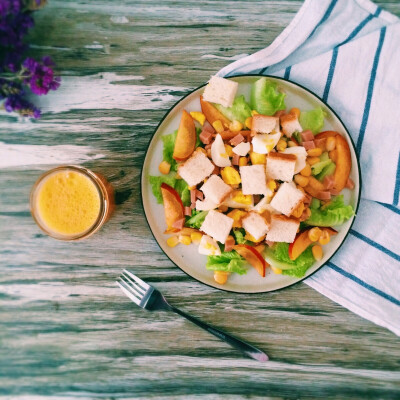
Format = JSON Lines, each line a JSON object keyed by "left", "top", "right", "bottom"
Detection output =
{"left": 217, "top": 0, "right": 400, "bottom": 336}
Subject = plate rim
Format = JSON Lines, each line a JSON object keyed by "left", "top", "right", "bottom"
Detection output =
{"left": 140, "top": 74, "right": 362, "bottom": 294}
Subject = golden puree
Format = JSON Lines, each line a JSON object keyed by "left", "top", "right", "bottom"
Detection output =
{"left": 36, "top": 170, "right": 101, "bottom": 236}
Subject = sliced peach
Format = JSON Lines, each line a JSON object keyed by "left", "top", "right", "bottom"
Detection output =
{"left": 160, "top": 183, "right": 184, "bottom": 232}
{"left": 173, "top": 110, "right": 196, "bottom": 161}
{"left": 233, "top": 244, "right": 269, "bottom": 277}
{"left": 200, "top": 95, "right": 231, "bottom": 127}
{"left": 333, "top": 134, "right": 352, "bottom": 192}
{"left": 289, "top": 228, "right": 338, "bottom": 260}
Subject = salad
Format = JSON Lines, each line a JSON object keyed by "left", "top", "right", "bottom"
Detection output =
{"left": 149, "top": 76, "right": 355, "bottom": 286}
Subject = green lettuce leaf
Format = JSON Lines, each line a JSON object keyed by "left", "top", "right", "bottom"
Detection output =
{"left": 206, "top": 251, "right": 247, "bottom": 275}
{"left": 149, "top": 174, "right": 177, "bottom": 204}
{"left": 306, "top": 195, "right": 354, "bottom": 227}
{"left": 312, "top": 158, "right": 333, "bottom": 175}
{"left": 215, "top": 95, "right": 252, "bottom": 124}
{"left": 161, "top": 130, "right": 178, "bottom": 172}
{"left": 299, "top": 107, "right": 326, "bottom": 134}
{"left": 250, "top": 78, "right": 286, "bottom": 116}
{"left": 233, "top": 228, "right": 247, "bottom": 244}
{"left": 270, "top": 242, "right": 315, "bottom": 278}
{"left": 185, "top": 210, "right": 208, "bottom": 229}
{"left": 174, "top": 179, "right": 190, "bottom": 206}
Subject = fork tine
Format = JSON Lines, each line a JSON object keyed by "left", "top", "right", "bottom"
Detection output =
{"left": 121, "top": 272, "right": 146, "bottom": 295}
{"left": 116, "top": 279, "right": 142, "bottom": 306}
{"left": 119, "top": 275, "right": 144, "bottom": 299}
{"left": 123, "top": 269, "right": 150, "bottom": 290}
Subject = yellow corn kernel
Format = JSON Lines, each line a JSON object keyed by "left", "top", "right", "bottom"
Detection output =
{"left": 167, "top": 236, "right": 179, "bottom": 247}
{"left": 329, "top": 150, "right": 338, "bottom": 163}
{"left": 190, "top": 111, "right": 206, "bottom": 126}
{"left": 245, "top": 232, "right": 262, "bottom": 242}
{"left": 288, "top": 140, "right": 297, "bottom": 147}
{"left": 214, "top": 271, "right": 229, "bottom": 285}
{"left": 307, "top": 148, "right": 323, "bottom": 157}
{"left": 227, "top": 209, "right": 247, "bottom": 228}
{"left": 307, "top": 156, "right": 320, "bottom": 166}
{"left": 239, "top": 157, "right": 248, "bottom": 166}
{"left": 319, "top": 230, "right": 331, "bottom": 245}
{"left": 251, "top": 110, "right": 259, "bottom": 116}
{"left": 267, "top": 179, "right": 277, "bottom": 191}
{"left": 291, "top": 201, "right": 305, "bottom": 218}
{"left": 308, "top": 227, "right": 322, "bottom": 242}
{"left": 190, "top": 231, "right": 203, "bottom": 244}
{"left": 250, "top": 151, "right": 266, "bottom": 165}
{"left": 196, "top": 147, "right": 207, "bottom": 155}
{"left": 326, "top": 136, "right": 336, "bottom": 152}
{"left": 179, "top": 235, "right": 192, "bottom": 245}
{"left": 212, "top": 120, "right": 224, "bottom": 133}
{"left": 188, "top": 185, "right": 196, "bottom": 190}
{"left": 158, "top": 160, "right": 171, "bottom": 175}
{"left": 232, "top": 190, "right": 252, "bottom": 205}
{"left": 245, "top": 116, "right": 253, "bottom": 130}
{"left": 221, "top": 166, "right": 241, "bottom": 185}
{"left": 224, "top": 144, "right": 233, "bottom": 157}
{"left": 276, "top": 139, "right": 287, "bottom": 152}
{"left": 218, "top": 205, "right": 229, "bottom": 213}
{"left": 312, "top": 245, "right": 323, "bottom": 261}
{"left": 300, "top": 163, "right": 312, "bottom": 177}
{"left": 229, "top": 120, "right": 243, "bottom": 132}
{"left": 290, "top": 107, "right": 301, "bottom": 118}
{"left": 271, "top": 265, "right": 282, "bottom": 274}
{"left": 294, "top": 174, "right": 310, "bottom": 187}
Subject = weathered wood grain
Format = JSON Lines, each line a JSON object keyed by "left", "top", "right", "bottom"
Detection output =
{"left": 1, "top": 1, "right": 400, "bottom": 398}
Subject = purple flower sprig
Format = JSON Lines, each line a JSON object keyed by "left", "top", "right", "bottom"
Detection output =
{"left": 0, "top": 0, "right": 60, "bottom": 119}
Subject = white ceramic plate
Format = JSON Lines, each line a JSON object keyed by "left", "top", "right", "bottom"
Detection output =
{"left": 141, "top": 75, "right": 361, "bottom": 293}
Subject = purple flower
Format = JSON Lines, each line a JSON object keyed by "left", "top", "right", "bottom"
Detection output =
{"left": 3, "top": 94, "right": 41, "bottom": 118}
{"left": 22, "top": 56, "right": 61, "bottom": 95}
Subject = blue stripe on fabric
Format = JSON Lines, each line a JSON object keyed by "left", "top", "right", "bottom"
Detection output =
{"left": 356, "top": 27, "right": 387, "bottom": 154}
{"left": 339, "top": 8, "right": 382, "bottom": 47}
{"left": 322, "top": 47, "right": 338, "bottom": 102}
{"left": 377, "top": 201, "right": 400, "bottom": 216}
{"left": 323, "top": 8, "right": 382, "bottom": 103}
{"left": 327, "top": 262, "right": 400, "bottom": 307}
{"left": 284, "top": 66, "right": 292, "bottom": 80}
{"left": 350, "top": 229, "right": 400, "bottom": 262}
{"left": 258, "top": 0, "right": 338, "bottom": 77}
{"left": 394, "top": 153, "right": 400, "bottom": 206}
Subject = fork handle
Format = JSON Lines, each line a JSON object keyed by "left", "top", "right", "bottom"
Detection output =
{"left": 170, "top": 306, "right": 268, "bottom": 362}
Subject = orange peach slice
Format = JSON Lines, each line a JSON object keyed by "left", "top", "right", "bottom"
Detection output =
{"left": 160, "top": 183, "right": 184, "bottom": 232}
{"left": 173, "top": 110, "right": 196, "bottom": 161}
{"left": 289, "top": 228, "right": 338, "bottom": 260}
{"left": 233, "top": 244, "right": 269, "bottom": 277}
{"left": 333, "top": 135, "right": 351, "bottom": 192}
{"left": 200, "top": 95, "right": 231, "bottom": 127}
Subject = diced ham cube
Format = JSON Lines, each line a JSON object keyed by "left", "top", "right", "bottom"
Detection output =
{"left": 224, "top": 236, "right": 235, "bottom": 252}
{"left": 190, "top": 189, "right": 197, "bottom": 203}
{"left": 229, "top": 133, "right": 245, "bottom": 146}
{"left": 330, "top": 188, "right": 341, "bottom": 196}
{"left": 200, "top": 129, "right": 213, "bottom": 145}
{"left": 323, "top": 175, "right": 335, "bottom": 190}
{"left": 265, "top": 240, "right": 275, "bottom": 247}
{"left": 318, "top": 191, "right": 331, "bottom": 200}
{"left": 301, "top": 130, "right": 314, "bottom": 142}
{"left": 196, "top": 190, "right": 204, "bottom": 200}
{"left": 346, "top": 177, "right": 355, "bottom": 189}
{"left": 232, "top": 153, "right": 240, "bottom": 166}
{"left": 172, "top": 218, "right": 185, "bottom": 230}
{"left": 203, "top": 121, "right": 215, "bottom": 133}
{"left": 302, "top": 140, "right": 316, "bottom": 150}
{"left": 315, "top": 138, "right": 327, "bottom": 150}
{"left": 184, "top": 206, "right": 192, "bottom": 216}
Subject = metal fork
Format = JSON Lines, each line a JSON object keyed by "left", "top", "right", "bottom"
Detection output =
{"left": 116, "top": 269, "right": 268, "bottom": 362}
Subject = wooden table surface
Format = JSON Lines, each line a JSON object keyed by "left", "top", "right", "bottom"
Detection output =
{"left": 1, "top": 1, "right": 400, "bottom": 398}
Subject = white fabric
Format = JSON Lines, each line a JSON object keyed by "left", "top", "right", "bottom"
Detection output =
{"left": 217, "top": 0, "right": 400, "bottom": 336}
